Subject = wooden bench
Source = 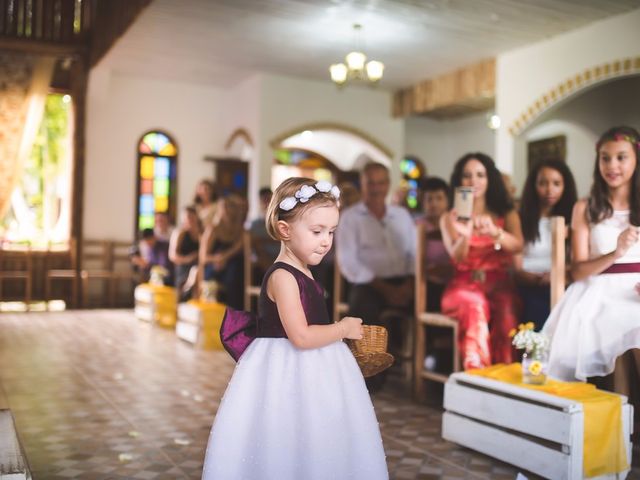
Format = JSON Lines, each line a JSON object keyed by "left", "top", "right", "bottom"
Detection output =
{"left": 443, "top": 371, "right": 633, "bottom": 480}
{"left": 0, "top": 410, "right": 32, "bottom": 479}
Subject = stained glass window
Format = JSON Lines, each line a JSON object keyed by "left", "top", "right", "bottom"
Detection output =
{"left": 136, "top": 131, "right": 178, "bottom": 234}
{"left": 399, "top": 156, "right": 426, "bottom": 211}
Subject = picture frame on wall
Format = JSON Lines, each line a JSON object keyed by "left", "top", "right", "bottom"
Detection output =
{"left": 527, "top": 135, "right": 566, "bottom": 172}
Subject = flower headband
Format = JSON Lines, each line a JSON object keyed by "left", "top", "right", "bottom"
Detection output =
{"left": 596, "top": 133, "right": 640, "bottom": 152}
{"left": 279, "top": 181, "right": 340, "bottom": 211}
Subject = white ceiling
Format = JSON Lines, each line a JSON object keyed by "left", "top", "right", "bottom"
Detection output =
{"left": 100, "top": 0, "right": 640, "bottom": 90}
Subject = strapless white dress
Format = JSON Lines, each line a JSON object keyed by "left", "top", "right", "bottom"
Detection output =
{"left": 543, "top": 210, "right": 640, "bottom": 381}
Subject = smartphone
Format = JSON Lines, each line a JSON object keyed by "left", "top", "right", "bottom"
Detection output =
{"left": 454, "top": 187, "right": 474, "bottom": 220}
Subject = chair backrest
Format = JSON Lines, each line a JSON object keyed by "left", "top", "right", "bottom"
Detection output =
{"left": 550, "top": 216, "right": 566, "bottom": 309}
{"left": 46, "top": 238, "right": 77, "bottom": 271}
{"left": 243, "top": 230, "right": 252, "bottom": 308}
{"left": 415, "top": 222, "right": 428, "bottom": 318}
{"left": 80, "top": 239, "right": 113, "bottom": 272}
{"left": 0, "top": 244, "right": 33, "bottom": 272}
{"left": 332, "top": 251, "right": 349, "bottom": 324}
{"left": 111, "top": 240, "right": 134, "bottom": 274}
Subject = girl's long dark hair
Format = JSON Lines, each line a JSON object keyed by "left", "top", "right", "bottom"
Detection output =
{"left": 588, "top": 126, "right": 640, "bottom": 226}
{"left": 450, "top": 152, "right": 513, "bottom": 216}
{"left": 519, "top": 160, "right": 577, "bottom": 244}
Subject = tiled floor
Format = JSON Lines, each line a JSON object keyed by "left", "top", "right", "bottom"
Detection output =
{"left": 0, "top": 310, "right": 637, "bottom": 480}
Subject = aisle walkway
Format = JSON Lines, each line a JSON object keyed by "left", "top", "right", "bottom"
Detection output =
{"left": 0, "top": 310, "right": 634, "bottom": 479}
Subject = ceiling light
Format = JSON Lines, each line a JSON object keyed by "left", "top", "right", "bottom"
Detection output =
{"left": 329, "top": 24, "right": 384, "bottom": 86}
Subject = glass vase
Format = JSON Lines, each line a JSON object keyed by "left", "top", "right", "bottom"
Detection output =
{"left": 521, "top": 348, "right": 549, "bottom": 385}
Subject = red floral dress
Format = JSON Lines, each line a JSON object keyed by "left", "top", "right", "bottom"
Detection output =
{"left": 441, "top": 219, "right": 519, "bottom": 370}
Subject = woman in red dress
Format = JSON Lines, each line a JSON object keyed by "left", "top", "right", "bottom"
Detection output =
{"left": 440, "top": 153, "right": 524, "bottom": 370}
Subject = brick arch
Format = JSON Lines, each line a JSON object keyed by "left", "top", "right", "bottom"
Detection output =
{"left": 509, "top": 57, "right": 640, "bottom": 137}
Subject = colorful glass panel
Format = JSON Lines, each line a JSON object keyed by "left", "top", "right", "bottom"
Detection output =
{"left": 139, "top": 214, "right": 154, "bottom": 230}
{"left": 140, "top": 156, "right": 154, "bottom": 179}
{"left": 155, "top": 157, "right": 170, "bottom": 178}
{"left": 141, "top": 179, "right": 153, "bottom": 195}
{"left": 140, "top": 194, "right": 154, "bottom": 214}
{"left": 159, "top": 143, "right": 177, "bottom": 156}
{"left": 155, "top": 196, "right": 169, "bottom": 212}
{"left": 154, "top": 178, "right": 169, "bottom": 196}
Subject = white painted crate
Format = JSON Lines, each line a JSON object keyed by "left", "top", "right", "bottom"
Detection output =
{"left": 443, "top": 372, "right": 633, "bottom": 480}
{"left": 0, "top": 410, "right": 31, "bottom": 480}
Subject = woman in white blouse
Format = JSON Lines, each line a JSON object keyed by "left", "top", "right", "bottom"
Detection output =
{"left": 514, "top": 160, "right": 577, "bottom": 329}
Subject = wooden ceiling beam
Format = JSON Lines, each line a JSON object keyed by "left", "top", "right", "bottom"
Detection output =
{"left": 393, "top": 58, "right": 496, "bottom": 119}
{"left": 0, "top": 37, "right": 87, "bottom": 56}
{"left": 89, "top": 0, "right": 153, "bottom": 67}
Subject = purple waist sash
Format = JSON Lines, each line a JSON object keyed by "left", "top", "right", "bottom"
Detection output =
{"left": 600, "top": 263, "right": 640, "bottom": 274}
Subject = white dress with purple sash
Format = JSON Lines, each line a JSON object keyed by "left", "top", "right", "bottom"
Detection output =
{"left": 543, "top": 211, "right": 640, "bottom": 381}
{"left": 202, "top": 262, "right": 388, "bottom": 479}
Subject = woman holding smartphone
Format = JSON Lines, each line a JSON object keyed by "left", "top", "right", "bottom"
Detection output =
{"left": 440, "top": 152, "right": 524, "bottom": 370}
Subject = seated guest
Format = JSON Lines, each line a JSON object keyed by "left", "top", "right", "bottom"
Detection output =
{"left": 201, "top": 194, "right": 247, "bottom": 309}
{"left": 440, "top": 153, "right": 523, "bottom": 370}
{"left": 417, "top": 177, "right": 453, "bottom": 311}
{"left": 169, "top": 206, "right": 202, "bottom": 300}
{"left": 336, "top": 162, "right": 416, "bottom": 388}
{"left": 153, "top": 211, "right": 174, "bottom": 243}
{"left": 249, "top": 187, "right": 280, "bottom": 281}
{"left": 130, "top": 228, "right": 173, "bottom": 285}
{"left": 194, "top": 178, "right": 219, "bottom": 228}
{"left": 515, "top": 160, "right": 577, "bottom": 330}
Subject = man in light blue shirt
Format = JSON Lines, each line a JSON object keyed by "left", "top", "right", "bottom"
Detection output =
{"left": 336, "top": 162, "right": 416, "bottom": 388}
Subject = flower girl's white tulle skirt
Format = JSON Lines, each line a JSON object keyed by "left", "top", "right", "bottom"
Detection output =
{"left": 543, "top": 272, "right": 640, "bottom": 381}
{"left": 202, "top": 338, "right": 388, "bottom": 480}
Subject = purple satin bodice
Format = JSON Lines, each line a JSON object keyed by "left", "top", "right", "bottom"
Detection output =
{"left": 257, "top": 262, "right": 330, "bottom": 338}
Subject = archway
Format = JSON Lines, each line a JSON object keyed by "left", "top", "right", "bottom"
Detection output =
{"left": 269, "top": 123, "right": 394, "bottom": 189}
{"left": 512, "top": 74, "right": 640, "bottom": 196}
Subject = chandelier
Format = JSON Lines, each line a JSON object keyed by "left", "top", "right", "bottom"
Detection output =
{"left": 329, "top": 24, "right": 384, "bottom": 86}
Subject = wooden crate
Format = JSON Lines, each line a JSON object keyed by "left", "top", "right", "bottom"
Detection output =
{"left": 443, "top": 372, "right": 633, "bottom": 480}
{"left": 176, "top": 301, "right": 225, "bottom": 350}
{"left": 134, "top": 284, "right": 177, "bottom": 328}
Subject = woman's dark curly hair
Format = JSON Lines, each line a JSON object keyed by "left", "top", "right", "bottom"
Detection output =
{"left": 450, "top": 152, "right": 513, "bottom": 216}
{"left": 588, "top": 126, "right": 640, "bottom": 226}
{"left": 519, "top": 160, "right": 577, "bottom": 244}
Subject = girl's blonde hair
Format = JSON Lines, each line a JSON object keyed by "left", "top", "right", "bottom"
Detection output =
{"left": 266, "top": 177, "right": 339, "bottom": 240}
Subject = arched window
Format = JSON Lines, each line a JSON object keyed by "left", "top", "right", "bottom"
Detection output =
{"left": 400, "top": 156, "right": 426, "bottom": 211}
{"left": 136, "top": 131, "right": 178, "bottom": 235}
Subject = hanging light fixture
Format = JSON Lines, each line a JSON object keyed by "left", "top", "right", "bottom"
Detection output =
{"left": 330, "top": 24, "right": 384, "bottom": 86}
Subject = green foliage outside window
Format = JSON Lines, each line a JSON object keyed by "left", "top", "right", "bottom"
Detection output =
{"left": 1, "top": 93, "right": 72, "bottom": 247}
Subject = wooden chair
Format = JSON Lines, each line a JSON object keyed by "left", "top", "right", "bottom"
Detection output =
{"left": 80, "top": 239, "right": 114, "bottom": 308}
{"left": 549, "top": 216, "right": 566, "bottom": 309}
{"left": 110, "top": 240, "right": 139, "bottom": 307}
{"left": 414, "top": 222, "right": 460, "bottom": 399}
{"left": 243, "top": 231, "right": 261, "bottom": 311}
{"left": 45, "top": 238, "right": 79, "bottom": 309}
{"left": 0, "top": 244, "right": 33, "bottom": 307}
{"left": 332, "top": 253, "right": 349, "bottom": 324}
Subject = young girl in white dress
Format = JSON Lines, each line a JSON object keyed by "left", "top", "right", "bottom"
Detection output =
{"left": 202, "top": 177, "right": 389, "bottom": 480}
{"left": 543, "top": 126, "right": 640, "bottom": 383}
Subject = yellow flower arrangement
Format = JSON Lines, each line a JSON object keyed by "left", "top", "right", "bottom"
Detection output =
{"left": 528, "top": 360, "right": 543, "bottom": 376}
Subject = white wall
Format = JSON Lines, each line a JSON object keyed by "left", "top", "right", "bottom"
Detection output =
{"left": 258, "top": 74, "right": 404, "bottom": 186}
{"left": 404, "top": 111, "right": 496, "bottom": 182}
{"left": 85, "top": 67, "right": 227, "bottom": 241}
{"left": 515, "top": 75, "right": 640, "bottom": 197}
{"left": 496, "top": 8, "right": 640, "bottom": 172}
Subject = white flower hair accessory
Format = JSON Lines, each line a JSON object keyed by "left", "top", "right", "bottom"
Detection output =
{"left": 278, "top": 181, "right": 341, "bottom": 211}
{"left": 295, "top": 185, "right": 317, "bottom": 203}
{"left": 279, "top": 197, "right": 298, "bottom": 211}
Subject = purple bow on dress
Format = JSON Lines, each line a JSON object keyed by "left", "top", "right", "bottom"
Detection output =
{"left": 220, "top": 308, "right": 257, "bottom": 362}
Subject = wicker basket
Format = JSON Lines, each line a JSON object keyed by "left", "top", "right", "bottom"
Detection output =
{"left": 347, "top": 325, "right": 394, "bottom": 378}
